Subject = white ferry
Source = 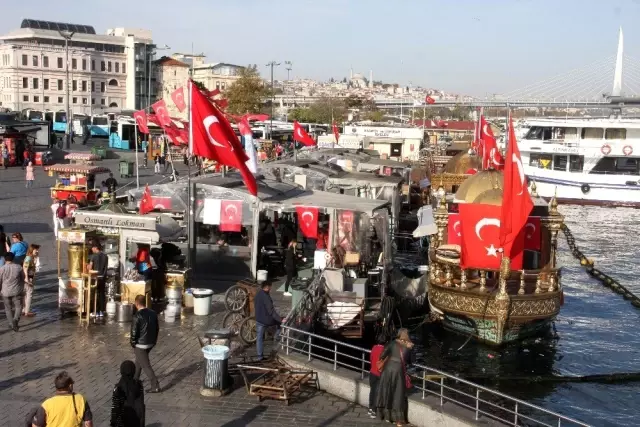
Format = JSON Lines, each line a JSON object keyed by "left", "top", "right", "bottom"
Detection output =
{"left": 519, "top": 118, "right": 640, "bottom": 207}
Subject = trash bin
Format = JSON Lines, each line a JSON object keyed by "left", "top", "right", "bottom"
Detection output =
{"left": 119, "top": 160, "right": 134, "bottom": 178}
{"left": 201, "top": 345, "right": 230, "bottom": 396}
{"left": 91, "top": 145, "right": 107, "bottom": 159}
{"left": 192, "top": 288, "right": 214, "bottom": 316}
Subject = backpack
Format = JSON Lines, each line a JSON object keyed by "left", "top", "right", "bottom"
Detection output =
{"left": 56, "top": 205, "right": 67, "bottom": 219}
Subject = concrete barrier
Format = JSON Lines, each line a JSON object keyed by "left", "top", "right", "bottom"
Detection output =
{"left": 280, "top": 352, "right": 481, "bottom": 427}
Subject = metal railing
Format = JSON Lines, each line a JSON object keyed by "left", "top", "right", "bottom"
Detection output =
{"left": 280, "top": 325, "right": 590, "bottom": 427}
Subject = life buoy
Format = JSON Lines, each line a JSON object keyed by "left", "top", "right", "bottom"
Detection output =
{"left": 581, "top": 183, "right": 590, "bottom": 194}
{"left": 601, "top": 144, "right": 611, "bottom": 155}
{"left": 623, "top": 145, "right": 633, "bottom": 156}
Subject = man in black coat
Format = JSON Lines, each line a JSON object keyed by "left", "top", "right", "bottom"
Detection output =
{"left": 253, "top": 282, "right": 282, "bottom": 361}
{"left": 130, "top": 295, "right": 161, "bottom": 392}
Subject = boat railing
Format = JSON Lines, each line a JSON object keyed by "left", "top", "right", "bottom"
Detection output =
{"left": 280, "top": 325, "right": 589, "bottom": 427}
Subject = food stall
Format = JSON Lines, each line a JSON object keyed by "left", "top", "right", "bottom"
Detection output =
{"left": 45, "top": 164, "right": 110, "bottom": 205}
{"left": 64, "top": 152, "right": 101, "bottom": 164}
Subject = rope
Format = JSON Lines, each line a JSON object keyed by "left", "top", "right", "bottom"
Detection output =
{"left": 561, "top": 224, "right": 640, "bottom": 309}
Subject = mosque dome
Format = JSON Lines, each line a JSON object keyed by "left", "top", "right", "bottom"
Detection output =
{"left": 442, "top": 151, "right": 481, "bottom": 175}
{"left": 454, "top": 169, "right": 503, "bottom": 204}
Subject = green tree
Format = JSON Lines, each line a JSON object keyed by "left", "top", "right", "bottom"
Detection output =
{"left": 289, "top": 97, "right": 346, "bottom": 123}
{"left": 224, "top": 65, "right": 269, "bottom": 115}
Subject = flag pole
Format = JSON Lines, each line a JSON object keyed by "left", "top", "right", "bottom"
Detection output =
{"left": 134, "top": 121, "right": 140, "bottom": 189}
{"left": 187, "top": 46, "right": 194, "bottom": 271}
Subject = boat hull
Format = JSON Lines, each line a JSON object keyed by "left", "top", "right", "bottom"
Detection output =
{"left": 530, "top": 176, "right": 640, "bottom": 208}
{"left": 441, "top": 313, "right": 553, "bottom": 344}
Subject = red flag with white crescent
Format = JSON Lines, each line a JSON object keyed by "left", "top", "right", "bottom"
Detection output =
{"left": 447, "top": 213, "right": 462, "bottom": 246}
{"left": 524, "top": 216, "right": 541, "bottom": 251}
{"left": 293, "top": 121, "right": 316, "bottom": 146}
{"left": 133, "top": 110, "right": 149, "bottom": 134}
{"left": 425, "top": 95, "right": 435, "bottom": 104}
{"left": 190, "top": 80, "right": 257, "bottom": 196}
{"left": 499, "top": 114, "right": 534, "bottom": 256}
{"left": 170, "top": 87, "right": 186, "bottom": 112}
{"left": 139, "top": 184, "right": 153, "bottom": 215}
{"left": 151, "top": 100, "right": 173, "bottom": 127}
{"left": 332, "top": 121, "right": 340, "bottom": 144}
{"left": 220, "top": 200, "right": 243, "bottom": 232}
{"left": 480, "top": 116, "right": 504, "bottom": 170}
{"left": 296, "top": 206, "right": 319, "bottom": 238}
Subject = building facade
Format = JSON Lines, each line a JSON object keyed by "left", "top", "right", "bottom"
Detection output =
{"left": 154, "top": 56, "right": 190, "bottom": 119}
{"left": 171, "top": 53, "right": 244, "bottom": 94}
{"left": 0, "top": 19, "right": 156, "bottom": 117}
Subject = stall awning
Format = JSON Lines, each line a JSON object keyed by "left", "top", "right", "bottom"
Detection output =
{"left": 327, "top": 171, "right": 403, "bottom": 188}
{"left": 64, "top": 152, "right": 101, "bottom": 161}
{"left": 45, "top": 164, "right": 111, "bottom": 174}
{"left": 262, "top": 190, "right": 390, "bottom": 215}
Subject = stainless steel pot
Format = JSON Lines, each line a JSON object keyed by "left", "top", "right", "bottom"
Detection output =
{"left": 166, "top": 285, "right": 183, "bottom": 303}
{"left": 115, "top": 302, "right": 134, "bottom": 322}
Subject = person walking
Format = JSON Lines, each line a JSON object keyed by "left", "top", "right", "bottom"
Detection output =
{"left": 368, "top": 335, "right": 388, "bottom": 419}
{"left": 53, "top": 200, "right": 67, "bottom": 237}
{"left": 0, "top": 225, "right": 9, "bottom": 267}
{"left": 283, "top": 240, "right": 299, "bottom": 297}
{"left": 153, "top": 155, "right": 161, "bottom": 174}
{"left": 105, "top": 173, "right": 118, "bottom": 194}
{"left": 31, "top": 371, "right": 93, "bottom": 427}
{"left": 376, "top": 328, "right": 414, "bottom": 426}
{"left": 9, "top": 232, "right": 28, "bottom": 265}
{"left": 22, "top": 243, "right": 40, "bottom": 317}
{"left": 86, "top": 242, "right": 108, "bottom": 318}
{"left": 130, "top": 295, "right": 160, "bottom": 393}
{"left": 82, "top": 122, "right": 90, "bottom": 145}
{"left": 110, "top": 360, "right": 145, "bottom": 427}
{"left": 26, "top": 161, "right": 35, "bottom": 188}
{"left": 0, "top": 252, "right": 25, "bottom": 332}
{"left": 141, "top": 139, "right": 148, "bottom": 168}
{"left": 254, "top": 282, "right": 282, "bottom": 361}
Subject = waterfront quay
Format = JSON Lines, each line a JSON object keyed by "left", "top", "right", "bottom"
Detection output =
{"left": 0, "top": 147, "right": 378, "bottom": 427}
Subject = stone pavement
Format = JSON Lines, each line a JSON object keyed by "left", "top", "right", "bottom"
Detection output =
{"left": 0, "top": 141, "right": 384, "bottom": 426}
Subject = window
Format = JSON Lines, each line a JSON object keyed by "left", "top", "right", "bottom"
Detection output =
{"left": 553, "top": 155, "right": 568, "bottom": 171}
{"left": 34, "top": 95, "right": 39, "bottom": 103}
{"left": 91, "top": 98, "right": 95, "bottom": 105}
{"left": 23, "top": 95, "right": 29, "bottom": 102}
{"left": 32, "top": 78, "right": 39, "bottom": 89}
{"left": 101, "top": 99, "right": 106, "bottom": 105}
{"left": 72, "top": 97, "right": 77, "bottom": 104}
{"left": 115, "top": 62, "right": 119, "bottom": 73}
{"left": 32, "top": 55, "right": 38, "bottom": 67}
{"left": 91, "top": 60, "right": 95, "bottom": 71}
{"left": 44, "top": 96, "right": 49, "bottom": 103}
{"left": 58, "top": 79, "right": 63, "bottom": 90}
{"left": 215, "top": 81, "right": 220, "bottom": 90}
{"left": 100, "top": 82, "right": 106, "bottom": 92}
{"left": 91, "top": 81, "right": 95, "bottom": 92}
{"left": 122, "top": 62, "right": 126, "bottom": 73}
{"left": 108, "top": 61, "right": 112, "bottom": 72}
{"left": 581, "top": 128, "right": 604, "bottom": 139}
{"left": 553, "top": 127, "right": 577, "bottom": 140}
{"left": 108, "top": 79, "right": 118, "bottom": 87}
{"left": 615, "top": 157, "right": 639, "bottom": 174}
{"left": 72, "top": 80, "right": 77, "bottom": 91}
{"left": 72, "top": 58, "right": 77, "bottom": 70}
{"left": 43, "top": 56, "right": 49, "bottom": 67}
{"left": 58, "top": 57, "right": 63, "bottom": 68}
{"left": 22, "top": 55, "right": 27, "bottom": 66}
{"left": 82, "top": 97, "right": 87, "bottom": 105}
{"left": 82, "top": 59, "right": 86, "bottom": 71}
{"left": 81, "top": 81, "right": 87, "bottom": 92}
{"left": 569, "top": 155, "right": 584, "bottom": 172}
{"left": 22, "top": 77, "right": 28, "bottom": 88}
{"left": 101, "top": 61, "right": 105, "bottom": 71}
{"left": 44, "top": 79, "right": 49, "bottom": 90}
{"left": 58, "top": 96, "right": 63, "bottom": 103}
{"left": 605, "top": 128, "right": 626, "bottom": 140}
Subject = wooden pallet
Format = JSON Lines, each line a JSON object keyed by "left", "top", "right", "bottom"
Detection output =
{"left": 236, "top": 365, "right": 319, "bottom": 405}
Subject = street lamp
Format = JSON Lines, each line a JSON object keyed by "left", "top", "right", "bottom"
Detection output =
{"left": 284, "top": 61, "right": 292, "bottom": 81}
{"left": 266, "top": 61, "right": 280, "bottom": 138}
{"left": 58, "top": 30, "right": 75, "bottom": 149}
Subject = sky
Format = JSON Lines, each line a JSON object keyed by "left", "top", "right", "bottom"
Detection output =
{"left": 2, "top": 0, "right": 639, "bottom": 96}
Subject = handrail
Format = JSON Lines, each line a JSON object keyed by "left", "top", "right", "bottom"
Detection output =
{"left": 280, "top": 325, "right": 590, "bottom": 427}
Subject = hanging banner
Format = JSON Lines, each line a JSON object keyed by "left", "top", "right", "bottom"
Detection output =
{"left": 220, "top": 200, "right": 243, "bottom": 232}
{"left": 296, "top": 206, "right": 319, "bottom": 238}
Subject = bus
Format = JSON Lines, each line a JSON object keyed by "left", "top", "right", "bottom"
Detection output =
{"left": 90, "top": 115, "right": 110, "bottom": 137}
{"left": 24, "top": 109, "right": 44, "bottom": 121}
{"left": 53, "top": 111, "right": 67, "bottom": 132}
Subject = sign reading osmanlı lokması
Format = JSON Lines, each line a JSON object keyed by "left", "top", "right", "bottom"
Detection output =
{"left": 73, "top": 212, "right": 157, "bottom": 231}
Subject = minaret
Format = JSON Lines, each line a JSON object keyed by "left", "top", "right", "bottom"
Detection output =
{"left": 369, "top": 70, "right": 373, "bottom": 88}
{"left": 350, "top": 67, "right": 353, "bottom": 80}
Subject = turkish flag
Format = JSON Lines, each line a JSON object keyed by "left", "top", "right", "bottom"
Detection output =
{"left": 499, "top": 114, "right": 534, "bottom": 256}
{"left": 293, "top": 121, "right": 316, "bottom": 146}
{"left": 171, "top": 87, "right": 186, "bottom": 112}
{"left": 480, "top": 116, "right": 504, "bottom": 170}
{"left": 214, "top": 98, "right": 229, "bottom": 110}
{"left": 425, "top": 95, "right": 435, "bottom": 104}
{"left": 447, "top": 213, "right": 462, "bottom": 246}
{"left": 165, "top": 124, "right": 188, "bottom": 145}
{"left": 220, "top": 200, "right": 243, "bottom": 232}
{"left": 151, "top": 196, "right": 172, "bottom": 210}
{"left": 151, "top": 100, "right": 173, "bottom": 127}
{"left": 190, "top": 80, "right": 257, "bottom": 196}
{"left": 524, "top": 216, "right": 541, "bottom": 251}
{"left": 465, "top": 168, "right": 478, "bottom": 175}
{"left": 296, "top": 206, "right": 319, "bottom": 238}
{"left": 235, "top": 113, "right": 270, "bottom": 136}
{"left": 133, "top": 110, "right": 149, "bottom": 134}
{"left": 332, "top": 121, "right": 340, "bottom": 144}
{"left": 139, "top": 185, "right": 153, "bottom": 215}
{"left": 459, "top": 203, "right": 523, "bottom": 270}
{"left": 206, "top": 88, "right": 221, "bottom": 99}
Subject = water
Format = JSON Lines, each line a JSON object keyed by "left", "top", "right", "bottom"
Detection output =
{"left": 417, "top": 205, "right": 640, "bottom": 427}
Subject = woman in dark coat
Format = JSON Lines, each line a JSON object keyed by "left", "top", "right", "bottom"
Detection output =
{"left": 283, "top": 240, "right": 298, "bottom": 296}
{"left": 376, "top": 328, "right": 414, "bottom": 426}
{"left": 110, "top": 360, "right": 145, "bottom": 427}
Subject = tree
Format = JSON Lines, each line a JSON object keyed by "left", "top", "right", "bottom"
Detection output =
{"left": 289, "top": 97, "right": 347, "bottom": 123}
{"left": 364, "top": 110, "right": 385, "bottom": 122}
{"left": 192, "top": 80, "right": 207, "bottom": 93}
{"left": 224, "top": 65, "right": 269, "bottom": 115}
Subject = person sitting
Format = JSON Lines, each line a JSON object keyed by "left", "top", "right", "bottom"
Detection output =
{"left": 253, "top": 282, "right": 282, "bottom": 361}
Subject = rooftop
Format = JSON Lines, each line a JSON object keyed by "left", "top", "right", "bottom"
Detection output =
{"left": 155, "top": 56, "right": 189, "bottom": 68}
{"left": 21, "top": 18, "right": 96, "bottom": 35}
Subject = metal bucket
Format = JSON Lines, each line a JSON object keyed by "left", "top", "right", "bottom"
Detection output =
{"left": 165, "top": 285, "right": 183, "bottom": 305}
{"left": 106, "top": 300, "right": 117, "bottom": 317}
{"left": 115, "top": 302, "right": 134, "bottom": 322}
